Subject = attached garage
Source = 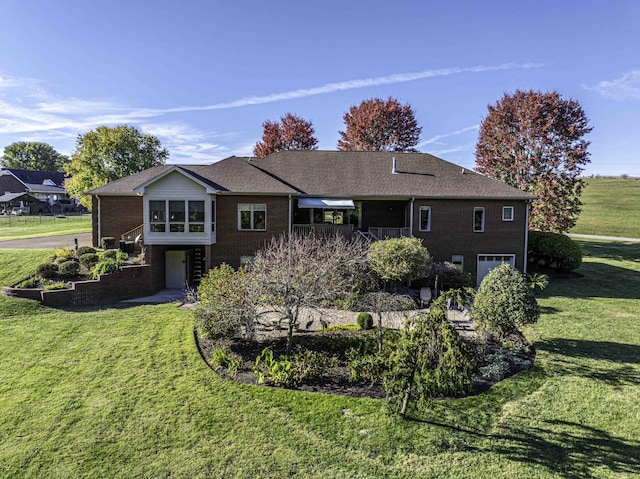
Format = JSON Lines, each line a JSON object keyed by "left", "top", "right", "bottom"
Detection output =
{"left": 476, "top": 254, "right": 515, "bottom": 286}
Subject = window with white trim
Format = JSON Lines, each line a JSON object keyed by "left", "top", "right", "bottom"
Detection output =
{"left": 473, "top": 207, "right": 485, "bottom": 232}
{"left": 452, "top": 255, "right": 464, "bottom": 271}
{"left": 502, "top": 206, "right": 514, "bottom": 221}
{"left": 238, "top": 204, "right": 266, "bottom": 231}
{"left": 149, "top": 200, "right": 166, "bottom": 232}
{"left": 148, "top": 199, "right": 206, "bottom": 233}
{"left": 419, "top": 206, "right": 431, "bottom": 231}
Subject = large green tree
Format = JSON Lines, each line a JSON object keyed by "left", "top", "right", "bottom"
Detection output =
{"left": 65, "top": 125, "right": 168, "bottom": 209}
{"left": 337, "top": 97, "right": 422, "bottom": 152}
{"left": 475, "top": 90, "right": 592, "bottom": 232}
{"left": 1, "top": 141, "right": 67, "bottom": 171}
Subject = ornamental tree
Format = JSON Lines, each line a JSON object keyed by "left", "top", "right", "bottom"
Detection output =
{"left": 367, "top": 236, "right": 432, "bottom": 291}
{"left": 1, "top": 141, "right": 67, "bottom": 171}
{"left": 253, "top": 113, "right": 318, "bottom": 157}
{"left": 472, "top": 263, "right": 540, "bottom": 337}
{"left": 64, "top": 125, "right": 168, "bottom": 209}
{"left": 337, "top": 97, "right": 422, "bottom": 152}
{"left": 475, "top": 90, "right": 592, "bottom": 232}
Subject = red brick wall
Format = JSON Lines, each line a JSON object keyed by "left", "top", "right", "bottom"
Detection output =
{"left": 412, "top": 199, "right": 528, "bottom": 278}
{"left": 92, "top": 195, "right": 143, "bottom": 248}
{"left": 211, "top": 195, "right": 289, "bottom": 267}
{"left": 40, "top": 264, "right": 157, "bottom": 307}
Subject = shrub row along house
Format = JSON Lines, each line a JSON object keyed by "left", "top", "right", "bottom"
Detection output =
{"left": 88, "top": 151, "right": 533, "bottom": 292}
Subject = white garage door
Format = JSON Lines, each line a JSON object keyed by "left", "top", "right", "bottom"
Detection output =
{"left": 477, "top": 254, "right": 515, "bottom": 286}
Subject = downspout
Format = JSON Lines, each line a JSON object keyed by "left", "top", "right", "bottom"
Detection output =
{"left": 409, "top": 197, "right": 415, "bottom": 237}
{"left": 523, "top": 200, "right": 530, "bottom": 275}
{"left": 288, "top": 195, "right": 292, "bottom": 238}
{"left": 96, "top": 195, "right": 101, "bottom": 247}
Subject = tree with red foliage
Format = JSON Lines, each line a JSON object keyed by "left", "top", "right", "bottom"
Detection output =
{"left": 475, "top": 90, "right": 592, "bottom": 233}
{"left": 253, "top": 113, "right": 318, "bottom": 157}
{"left": 337, "top": 97, "right": 422, "bottom": 152}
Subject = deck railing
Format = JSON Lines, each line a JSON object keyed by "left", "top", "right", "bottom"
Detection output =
{"left": 367, "top": 227, "right": 410, "bottom": 240}
{"left": 121, "top": 224, "right": 144, "bottom": 243}
{"left": 292, "top": 224, "right": 354, "bottom": 238}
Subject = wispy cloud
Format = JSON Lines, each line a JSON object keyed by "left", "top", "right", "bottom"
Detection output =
{"left": 583, "top": 70, "right": 640, "bottom": 101}
{"left": 0, "top": 62, "right": 542, "bottom": 161}
{"left": 418, "top": 125, "right": 479, "bottom": 147}
{"left": 153, "top": 62, "right": 543, "bottom": 114}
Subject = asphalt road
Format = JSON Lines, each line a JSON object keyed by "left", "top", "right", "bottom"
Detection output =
{"left": 0, "top": 233, "right": 93, "bottom": 249}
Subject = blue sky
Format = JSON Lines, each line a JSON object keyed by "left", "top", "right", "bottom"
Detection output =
{"left": 0, "top": 0, "right": 639, "bottom": 176}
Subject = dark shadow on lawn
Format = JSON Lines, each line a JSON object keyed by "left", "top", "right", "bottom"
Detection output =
{"left": 490, "top": 418, "right": 640, "bottom": 478}
{"left": 410, "top": 414, "right": 640, "bottom": 478}
{"left": 538, "top": 338, "right": 640, "bottom": 364}
{"left": 541, "top": 262, "right": 640, "bottom": 300}
{"left": 576, "top": 240, "right": 640, "bottom": 263}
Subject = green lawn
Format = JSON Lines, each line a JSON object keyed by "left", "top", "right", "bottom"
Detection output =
{"left": 0, "top": 214, "right": 91, "bottom": 242}
{"left": 1, "top": 241, "right": 639, "bottom": 478}
{"left": 572, "top": 177, "right": 640, "bottom": 238}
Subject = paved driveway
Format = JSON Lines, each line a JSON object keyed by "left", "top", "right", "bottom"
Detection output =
{"left": 0, "top": 233, "right": 93, "bottom": 249}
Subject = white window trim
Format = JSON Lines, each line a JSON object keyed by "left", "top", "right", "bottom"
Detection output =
{"left": 148, "top": 199, "right": 206, "bottom": 234}
{"left": 418, "top": 206, "right": 431, "bottom": 232}
{"left": 451, "top": 255, "right": 464, "bottom": 271}
{"left": 502, "top": 206, "right": 514, "bottom": 222}
{"left": 238, "top": 203, "right": 267, "bottom": 231}
{"left": 473, "top": 207, "right": 485, "bottom": 232}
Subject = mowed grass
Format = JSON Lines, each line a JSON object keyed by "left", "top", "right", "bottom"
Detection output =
{"left": 0, "top": 214, "right": 91, "bottom": 241}
{"left": 572, "top": 177, "right": 640, "bottom": 238}
{"left": 1, "top": 242, "right": 639, "bottom": 478}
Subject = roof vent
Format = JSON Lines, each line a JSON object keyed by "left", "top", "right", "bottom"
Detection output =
{"left": 461, "top": 168, "right": 465, "bottom": 174}
{"left": 392, "top": 157, "right": 398, "bottom": 174}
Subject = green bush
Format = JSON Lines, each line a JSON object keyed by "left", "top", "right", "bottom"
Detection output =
{"left": 367, "top": 237, "right": 432, "bottom": 289}
{"left": 90, "top": 259, "right": 119, "bottom": 279}
{"left": 54, "top": 248, "right": 76, "bottom": 262}
{"left": 101, "top": 237, "right": 116, "bottom": 250}
{"left": 356, "top": 312, "right": 374, "bottom": 330}
{"left": 77, "top": 246, "right": 97, "bottom": 256}
{"left": 101, "top": 249, "right": 119, "bottom": 260}
{"left": 15, "top": 277, "right": 39, "bottom": 288}
{"left": 431, "top": 261, "right": 474, "bottom": 291}
{"left": 43, "top": 281, "right": 66, "bottom": 290}
{"left": 253, "top": 348, "right": 293, "bottom": 387}
{"left": 36, "top": 262, "right": 58, "bottom": 279}
{"left": 472, "top": 264, "right": 541, "bottom": 337}
{"left": 79, "top": 253, "right": 100, "bottom": 269}
{"left": 528, "top": 231, "right": 582, "bottom": 271}
{"left": 58, "top": 260, "right": 80, "bottom": 278}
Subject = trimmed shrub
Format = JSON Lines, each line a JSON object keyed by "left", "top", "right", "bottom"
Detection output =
{"left": 77, "top": 245, "right": 97, "bottom": 256}
{"left": 79, "top": 252, "right": 100, "bottom": 269}
{"left": 367, "top": 236, "right": 432, "bottom": 289}
{"left": 528, "top": 231, "right": 582, "bottom": 271}
{"left": 90, "top": 259, "right": 119, "bottom": 279}
{"left": 356, "top": 312, "right": 374, "bottom": 330}
{"left": 54, "top": 248, "right": 76, "bottom": 262}
{"left": 102, "top": 249, "right": 119, "bottom": 260}
{"left": 472, "top": 264, "right": 540, "bottom": 337}
{"left": 36, "top": 262, "right": 58, "bottom": 279}
{"left": 101, "top": 236, "right": 116, "bottom": 250}
{"left": 58, "top": 260, "right": 80, "bottom": 278}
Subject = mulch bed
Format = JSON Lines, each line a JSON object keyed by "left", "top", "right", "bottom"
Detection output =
{"left": 195, "top": 326, "right": 536, "bottom": 400}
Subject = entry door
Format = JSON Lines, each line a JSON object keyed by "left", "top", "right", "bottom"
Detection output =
{"left": 476, "top": 255, "right": 515, "bottom": 286}
{"left": 166, "top": 250, "right": 187, "bottom": 289}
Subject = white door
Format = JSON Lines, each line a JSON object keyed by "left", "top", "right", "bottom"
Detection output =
{"left": 166, "top": 250, "right": 187, "bottom": 289}
{"left": 477, "top": 254, "right": 515, "bottom": 286}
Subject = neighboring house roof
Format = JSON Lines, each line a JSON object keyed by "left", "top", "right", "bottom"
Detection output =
{"left": 0, "top": 168, "right": 67, "bottom": 194}
{"left": 88, "top": 151, "right": 534, "bottom": 200}
{"left": 0, "top": 191, "right": 38, "bottom": 203}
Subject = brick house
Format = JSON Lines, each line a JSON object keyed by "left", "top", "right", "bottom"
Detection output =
{"left": 0, "top": 168, "right": 69, "bottom": 214}
{"left": 88, "top": 151, "right": 534, "bottom": 292}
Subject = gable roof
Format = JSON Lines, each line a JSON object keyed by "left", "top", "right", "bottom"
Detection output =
{"left": 1, "top": 168, "right": 66, "bottom": 188}
{"left": 88, "top": 151, "right": 533, "bottom": 200}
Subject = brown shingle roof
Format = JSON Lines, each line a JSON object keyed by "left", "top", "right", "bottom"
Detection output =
{"left": 89, "top": 151, "right": 533, "bottom": 200}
